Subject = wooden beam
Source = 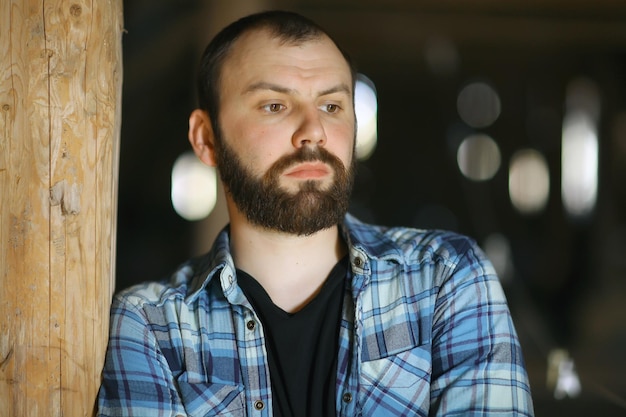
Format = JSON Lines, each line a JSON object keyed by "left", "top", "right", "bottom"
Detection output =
{"left": 0, "top": 0, "right": 123, "bottom": 415}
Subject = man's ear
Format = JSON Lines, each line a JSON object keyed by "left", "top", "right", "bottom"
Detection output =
{"left": 188, "top": 109, "right": 217, "bottom": 167}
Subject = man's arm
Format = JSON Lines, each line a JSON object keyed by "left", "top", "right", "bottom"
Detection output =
{"left": 429, "top": 242, "right": 534, "bottom": 416}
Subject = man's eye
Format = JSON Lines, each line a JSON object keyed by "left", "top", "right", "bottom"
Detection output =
{"left": 325, "top": 104, "right": 340, "bottom": 113}
{"left": 263, "top": 103, "right": 284, "bottom": 113}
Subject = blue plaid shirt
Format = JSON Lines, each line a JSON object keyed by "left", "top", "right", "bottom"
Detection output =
{"left": 98, "top": 214, "right": 534, "bottom": 416}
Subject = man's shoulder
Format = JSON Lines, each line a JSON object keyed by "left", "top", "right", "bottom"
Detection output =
{"left": 113, "top": 228, "right": 233, "bottom": 310}
{"left": 113, "top": 261, "right": 197, "bottom": 309}
{"left": 114, "top": 248, "right": 227, "bottom": 309}
{"left": 387, "top": 226, "right": 477, "bottom": 262}
{"left": 344, "top": 214, "right": 479, "bottom": 265}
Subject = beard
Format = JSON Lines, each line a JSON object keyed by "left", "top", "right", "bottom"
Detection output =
{"left": 213, "top": 131, "right": 356, "bottom": 236}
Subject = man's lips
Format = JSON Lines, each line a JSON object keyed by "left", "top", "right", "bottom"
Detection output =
{"left": 284, "top": 162, "right": 331, "bottom": 179}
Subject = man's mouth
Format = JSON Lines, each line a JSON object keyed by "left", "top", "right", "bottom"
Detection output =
{"left": 284, "top": 162, "right": 332, "bottom": 179}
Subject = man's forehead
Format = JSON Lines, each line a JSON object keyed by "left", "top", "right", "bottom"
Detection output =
{"left": 223, "top": 29, "right": 352, "bottom": 84}
{"left": 237, "top": 26, "right": 323, "bottom": 47}
{"left": 230, "top": 28, "right": 324, "bottom": 57}
{"left": 228, "top": 28, "right": 347, "bottom": 67}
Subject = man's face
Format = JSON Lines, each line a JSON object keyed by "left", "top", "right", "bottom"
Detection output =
{"left": 213, "top": 29, "right": 357, "bottom": 235}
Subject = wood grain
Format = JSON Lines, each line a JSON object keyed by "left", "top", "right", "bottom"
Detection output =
{"left": 0, "top": 1, "right": 123, "bottom": 415}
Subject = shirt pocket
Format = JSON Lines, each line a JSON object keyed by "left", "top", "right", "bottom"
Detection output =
{"left": 359, "top": 344, "right": 432, "bottom": 416}
{"left": 176, "top": 372, "right": 246, "bottom": 417}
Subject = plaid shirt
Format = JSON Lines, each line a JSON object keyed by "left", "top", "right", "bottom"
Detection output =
{"left": 98, "top": 214, "right": 534, "bottom": 416}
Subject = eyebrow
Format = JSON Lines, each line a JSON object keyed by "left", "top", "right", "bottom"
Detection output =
{"left": 243, "top": 81, "right": 352, "bottom": 97}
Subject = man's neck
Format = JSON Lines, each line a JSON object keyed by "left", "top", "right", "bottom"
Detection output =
{"left": 229, "top": 215, "right": 347, "bottom": 313}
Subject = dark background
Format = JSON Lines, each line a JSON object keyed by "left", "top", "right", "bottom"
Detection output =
{"left": 116, "top": 1, "right": 626, "bottom": 415}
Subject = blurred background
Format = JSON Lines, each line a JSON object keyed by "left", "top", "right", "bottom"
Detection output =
{"left": 116, "top": 1, "right": 626, "bottom": 415}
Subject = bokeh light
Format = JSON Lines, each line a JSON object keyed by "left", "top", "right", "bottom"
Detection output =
{"left": 561, "top": 113, "right": 598, "bottom": 218}
{"left": 457, "top": 134, "right": 501, "bottom": 181}
{"left": 509, "top": 149, "right": 550, "bottom": 215}
{"left": 171, "top": 152, "right": 217, "bottom": 221}
{"left": 561, "top": 78, "right": 600, "bottom": 218}
{"left": 457, "top": 82, "right": 501, "bottom": 128}
{"left": 355, "top": 74, "right": 378, "bottom": 160}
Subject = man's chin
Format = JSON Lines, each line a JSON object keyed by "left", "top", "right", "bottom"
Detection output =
{"left": 279, "top": 179, "right": 332, "bottom": 194}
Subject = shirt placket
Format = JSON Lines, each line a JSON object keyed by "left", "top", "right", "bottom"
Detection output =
{"left": 235, "top": 302, "right": 273, "bottom": 416}
{"left": 336, "top": 312, "right": 359, "bottom": 417}
{"left": 337, "top": 250, "right": 369, "bottom": 417}
{"left": 221, "top": 264, "right": 273, "bottom": 417}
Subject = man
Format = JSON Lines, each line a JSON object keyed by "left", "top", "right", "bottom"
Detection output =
{"left": 98, "top": 10, "right": 534, "bottom": 417}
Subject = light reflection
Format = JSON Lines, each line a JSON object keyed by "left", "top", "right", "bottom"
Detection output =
{"left": 509, "top": 149, "right": 550, "bottom": 214}
{"left": 547, "top": 349, "right": 582, "bottom": 399}
{"left": 561, "top": 113, "right": 598, "bottom": 218}
{"left": 561, "top": 77, "right": 600, "bottom": 218}
{"left": 457, "top": 134, "right": 501, "bottom": 181}
{"left": 171, "top": 152, "right": 217, "bottom": 221}
{"left": 457, "top": 82, "right": 501, "bottom": 128}
{"left": 355, "top": 74, "right": 377, "bottom": 161}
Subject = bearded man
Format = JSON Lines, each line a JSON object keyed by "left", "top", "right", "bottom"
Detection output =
{"left": 98, "top": 10, "right": 534, "bottom": 417}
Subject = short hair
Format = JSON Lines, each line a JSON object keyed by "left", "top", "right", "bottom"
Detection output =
{"left": 196, "top": 10, "right": 356, "bottom": 131}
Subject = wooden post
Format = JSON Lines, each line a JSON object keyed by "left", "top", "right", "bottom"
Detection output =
{"left": 0, "top": 1, "right": 123, "bottom": 415}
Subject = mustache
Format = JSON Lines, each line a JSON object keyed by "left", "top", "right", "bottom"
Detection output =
{"left": 265, "top": 147, "right": 344, "bottom": 179}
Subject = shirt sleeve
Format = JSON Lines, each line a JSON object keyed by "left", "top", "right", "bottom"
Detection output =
{"left": 97, "top": 294, "right": 187, "bottom": 417}
{"left": 429, "top": 240, "right": 534, "bottom": 416}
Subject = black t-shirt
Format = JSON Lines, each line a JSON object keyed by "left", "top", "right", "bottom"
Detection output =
{"left": 237, "top": 256, "right": 348, "bottom": 417}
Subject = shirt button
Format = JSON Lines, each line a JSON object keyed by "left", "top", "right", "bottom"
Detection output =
{"left": 246, "top": 320, "right": 256, "bottom": 331}
{"left": 228, "top": 275, "right": 233, "bottom": 284}
{"left": 354, "top": 257, "right": 363, "bottom": 268}
{"left": 342, "top": 392, "right": 352, "bottom": 403}
{"left": 254, "top": 400, "right": 265, "bottom": 410}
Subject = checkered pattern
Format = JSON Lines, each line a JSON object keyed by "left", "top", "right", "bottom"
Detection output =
{"left": 98, "top": 214, "right": 534, "bottom": 416}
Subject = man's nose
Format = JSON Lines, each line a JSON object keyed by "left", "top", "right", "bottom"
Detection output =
{"left": 292, "top": 107, "right": 327, "bottom": 148}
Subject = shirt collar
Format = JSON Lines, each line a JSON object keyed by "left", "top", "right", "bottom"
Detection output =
{"left": 183, "top": 213, "right": 405, "bottom": 303}
{"left": 184, "top": 224, "right": 236, "bottom": 303}
{"left": 341, "top": 213, "right": 404, "bottom": 264}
